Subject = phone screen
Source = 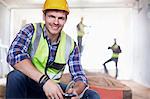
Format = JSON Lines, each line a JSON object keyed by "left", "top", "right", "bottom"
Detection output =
{"left": 63, "top": 93, "right": 77, "bottom": 98}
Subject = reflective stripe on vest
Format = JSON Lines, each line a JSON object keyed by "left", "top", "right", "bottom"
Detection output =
{"left": 29, "top": 23, "right": 74, "bottom": 81}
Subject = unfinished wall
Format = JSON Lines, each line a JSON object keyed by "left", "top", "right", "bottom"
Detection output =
{"left": 0, "top": 3, "right": 11, "bottom": 77}
{"left": 131, "top": 0, "right": 150, "bottom": 87}
{"left": 0, "top": 3, "right": 10, "bottom": 45}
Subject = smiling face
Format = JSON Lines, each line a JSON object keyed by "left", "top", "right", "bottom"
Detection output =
{"left": 43, "top": 10, "right": 67, "bottom": 37}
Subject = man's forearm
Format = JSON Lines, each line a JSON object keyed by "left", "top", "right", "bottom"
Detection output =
{"left": 14, "top": 59, "right": 43, "bottom": 82}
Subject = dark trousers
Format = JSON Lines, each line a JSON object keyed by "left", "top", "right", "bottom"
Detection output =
{"left": 77, "top": 36, "right": 83, "bottom": 53}
{"left": 103, "top": 58, "right": 118, "bottom": 78}
{"left": 6, "top": 70, "right": 100, "bottom": 99}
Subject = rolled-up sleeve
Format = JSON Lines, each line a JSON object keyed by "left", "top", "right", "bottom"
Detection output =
{"left": 68, "top": 45, "right": 88, "bottom": 85}
{"left": 7, "top": 24, "right": 34, "bottom": 66}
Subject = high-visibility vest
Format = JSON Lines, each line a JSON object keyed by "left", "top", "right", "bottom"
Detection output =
{"left": 77, "top": 23, "right": 85, "bottom": 37}
{"left": 112, "top": 44, "right": 120, "bottom": 58}
{"left": 112, "top": 53, "right": 119, "bottom": 58}
{"left": 28, "top": 23, "right": 75, "bottom": 81}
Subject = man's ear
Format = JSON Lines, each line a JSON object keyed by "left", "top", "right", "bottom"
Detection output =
{"left": 43, "top": 13, "right": 46, "bottom": 21}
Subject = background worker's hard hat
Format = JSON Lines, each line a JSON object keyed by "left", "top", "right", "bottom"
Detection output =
{"left": 43, "top": 0, "right": 70, "bottom": 14}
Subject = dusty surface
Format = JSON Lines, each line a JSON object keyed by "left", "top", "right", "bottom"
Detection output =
{"left": 60, "top": 71, "right": 132, "bottom": 99}
{"left": 60, "top": 71, "right": 131, "bottom": 90}
{"left": 121, "top": 80, "right": 150, "bottom": 99}
{"left": 0, "top": 85, "right": 5, "bottom": 98}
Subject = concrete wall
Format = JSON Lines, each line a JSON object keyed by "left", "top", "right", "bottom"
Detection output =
{"left": 131, "top": 0, "right": 150, "bottom": 87}
{"left": 0, "top": 3, "right": 10, "bottom": 45}
{"left": 0, "top": 3, "right": 11, "bottom": 77}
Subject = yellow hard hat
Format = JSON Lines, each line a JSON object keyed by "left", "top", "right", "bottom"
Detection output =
{"left": 43, "top": 0, "right": 70, "bottom": 14}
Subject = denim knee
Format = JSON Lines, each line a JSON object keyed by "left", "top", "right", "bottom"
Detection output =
{"left": 82, "top": 89, "right": 100, "bottom": 99}
{"left": 7, "top": 70, "right": 27, "bottom": 81}
{"left": 6, "top": 70, "right": 28, "bottom": 98}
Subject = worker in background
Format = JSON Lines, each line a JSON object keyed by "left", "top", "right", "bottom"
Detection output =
{"left": 76, "top": 17, "right": 87, "bottom": 53}
{"left": 103, "top": 38, "right": 122, "bottom": 79}
{"left": 6, "top": 0, "right": 100, "bottom": 99}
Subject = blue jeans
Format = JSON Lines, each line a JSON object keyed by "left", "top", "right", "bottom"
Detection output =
{"left": 77, "top": 36, "right": 83, "bottom": 53}
{"left": 6, "top": 70, "right": 100, "bottom": 99}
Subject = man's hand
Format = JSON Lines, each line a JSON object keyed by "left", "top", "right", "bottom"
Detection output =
{"left": 108, "top": 47, "right": 111, "bottom": 49}
{"left": 43, "top": 80, "right": 64, "bottom": 99}
{"left": 66, "top": 88, "right": 79, "bottom": 99}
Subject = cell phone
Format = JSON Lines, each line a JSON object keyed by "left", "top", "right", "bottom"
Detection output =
{"left": 63, "top": 93, "right": 77, "bottom": 98}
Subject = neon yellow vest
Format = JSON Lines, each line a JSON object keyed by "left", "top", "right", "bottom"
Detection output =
{"left": 77, "top": 23, "right": 85, "bottom": 37}
{"left": 112, "top": 53, "right": 119, "bottom": 58}
{"left": 29, "top": 23, "right": 74, "bottom": 81}
{"left": 112, "top": 45, "right": 119, "bottom": 58}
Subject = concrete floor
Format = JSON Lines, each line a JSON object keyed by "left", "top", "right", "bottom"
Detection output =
{"left": 121, "top": 80, "right": 150, "bottom": 99}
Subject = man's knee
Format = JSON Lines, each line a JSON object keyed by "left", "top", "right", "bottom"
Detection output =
{"left": 90, "top": 89, "right": 100, "bottom": 99}
{"left": 6, "top": 70, "right": 28, "bottom": 98}
{"left": 7, "top": 70, "right": 27, "bottom": 83}
{"left": 83, "top": 89, "right": 100, "bottom": 99}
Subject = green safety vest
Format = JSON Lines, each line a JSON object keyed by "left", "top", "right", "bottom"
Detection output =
{"left": 77, "top": 23, "right": 85, "bottom": 37}
{"left": 112, "top": 44, "right": 120, "bottom": 58}
{"left": 112, "top": 53, "right": 119, "bottom": 58}
{"left": 28, "top": 23, "right": 74, "bottom": 81}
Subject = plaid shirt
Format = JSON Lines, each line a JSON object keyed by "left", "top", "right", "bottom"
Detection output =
{"left": 7, "top": 23, "right": 87, "bottom": 84}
